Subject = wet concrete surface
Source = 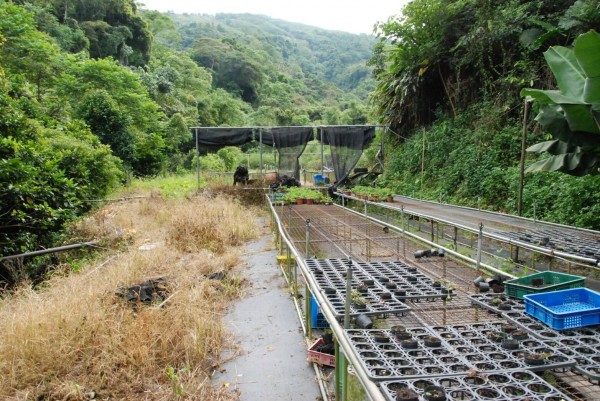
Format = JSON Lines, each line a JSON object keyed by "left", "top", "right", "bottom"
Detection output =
{"left": 215, "top": 219, "right": 321, "bottom": 400}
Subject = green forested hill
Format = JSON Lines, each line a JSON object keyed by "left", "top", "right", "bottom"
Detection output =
{"left": 168, "top": 13, "right": 377, "bottom": 98}
{"left": 371, "top": 0, "right": 600, "bottom": 229}
{"left": 3, "top": 0, "right": 599, "bottom": 266}
{"left": 0, "top": 0, "right": 375, "bottom": 259}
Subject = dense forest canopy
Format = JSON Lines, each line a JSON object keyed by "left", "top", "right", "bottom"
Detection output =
{"left": 1, "top": 0, "right": 599, "bottom": 267}
{"left": 372, "top": 0, "right": 599, "bottom": 228}
{"left": 0, "top": 0, "right": 375, "bottom": 259}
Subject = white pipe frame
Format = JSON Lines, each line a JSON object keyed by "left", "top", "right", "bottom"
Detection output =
{"left": 267, "top": 197, "right": 387, "bottom": 401}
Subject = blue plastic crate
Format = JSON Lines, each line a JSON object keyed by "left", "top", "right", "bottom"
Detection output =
{"left": 313, "top": 174, "right": 325, "bottom": 185}
{"left": 310, "top": 294, "right": 330, "bottom": 329}
{"left": 524, "top": 288, "right": 600, "bottom": 330}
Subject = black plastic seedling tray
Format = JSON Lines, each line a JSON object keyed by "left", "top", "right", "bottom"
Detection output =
{"left": 379, "top": 369, "right": 574, "bottom": 401}
{"left": 306, "top": 259, "right": 452, "bottom": 317}
{"left": 470, "top": 293, "right": 600, "bottom": 382}
{"left": 345, "top": 324, "right": 575, "bottom": 381}
{"left": 493, "top": 228, "right": 600, "bottom": 261}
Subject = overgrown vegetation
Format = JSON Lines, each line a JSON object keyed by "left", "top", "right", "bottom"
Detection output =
{"left": 0, "top": 193, "right": 258, "bottom": 400}
{"left": 372, "top": 0, "right": 600, "bottom": 229}
{"left": 0, "top": 0, "right": 374, "bottom": 257}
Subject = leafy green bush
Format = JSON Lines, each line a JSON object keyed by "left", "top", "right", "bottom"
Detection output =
{"left": 380, "top": 103, "right": 600, "bottom": 229}
{"left": 282, "top": 187, "right": 325, "bottom": 203}
{"left": 216, "top": 146, "right": 245, "bottom": 171}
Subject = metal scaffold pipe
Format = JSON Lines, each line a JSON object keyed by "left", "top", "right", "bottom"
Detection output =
{"left": 268, "top": 197, "right": 386, "bottom": 401}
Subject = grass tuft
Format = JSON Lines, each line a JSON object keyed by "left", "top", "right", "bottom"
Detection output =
{"left": 0, "top": 194, "right": 258, "bottom": 400}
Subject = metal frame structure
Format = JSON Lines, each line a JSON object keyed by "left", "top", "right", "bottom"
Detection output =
{"left": 268, "top": 196, "right": 600, "bottom": 401}
{"left": 190, "top": 125, "right": 386, "bottom": 188}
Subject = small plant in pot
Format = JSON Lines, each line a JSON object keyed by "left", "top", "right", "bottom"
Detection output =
{"left": 395, "top": 387, "right": 419, "bottom": 401}
{"left": 487, "top": 331, "right": 506, "bottom": 343}
{"left": 401, "top": 339, "right": 418, "bottom": 349}
{"left": 351, "top": 290, "right": 367, "bottom": 310}
{"left": 501, "top": 323, "right": 517, "bottom": 334}
{"left": 524, "top": 352, "right": 546, "bottom": 366}
{"left": 373, "top": 332, "right": 390, "bottom": 343}
{"left": 391, "top": 325, "right": 412, "bottom": 341}
{"left": 424, "top": 336, "right": 442, "bottom": 348}
{"left": 512, "top": 330, "right": 528, "bottom": 340}
{"left": 357, "top": 282, "right": 369, "bottom": 294}
{"left": 423, "top": 385, "right": 446, "bottom": 401}
{"left": 380, "top": 292, "right": 392, "bottom": 300}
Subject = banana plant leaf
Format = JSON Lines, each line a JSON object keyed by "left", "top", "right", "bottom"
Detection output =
{"left": 520, "top": 30, "right": 600, "bottom": 175}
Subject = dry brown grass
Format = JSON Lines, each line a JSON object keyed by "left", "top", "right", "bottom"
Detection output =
{"left": 0, "top": 194, "right": 259, "bottom": 400}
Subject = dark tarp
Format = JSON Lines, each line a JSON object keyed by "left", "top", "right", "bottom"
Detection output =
{"left": 195, "top": 128, "right": 254, "bottom": 148}
{"left": 319, "top": 126, "right": 376, "bottom": 184}
{"left": 261, "top": 127, "right": 314, "bottom": 179}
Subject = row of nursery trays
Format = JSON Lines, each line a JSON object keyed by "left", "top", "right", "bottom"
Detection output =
{"left": 493, "top": 228, "right": 600, "bottom": 262}
{"left": 304, "top": 259, "right": 597, "bottom": 399}
{"left": 346, "top": 323, "right": 578, "bottom": 401}
{"left": 305, "top": 259, "right": 453, "bottom": 317}
{"left": 470, "top": 293, "right": 600, "bottom": 382}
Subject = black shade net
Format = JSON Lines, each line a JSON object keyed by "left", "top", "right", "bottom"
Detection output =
{"left": 262, "top": 127, "right": 314, "bottom": 179}
{"left": 192, "top": 126, "right": 375, "bottom": 183}
{"left": 195, "top": 128, "right": 254, "bottom": 148}
{"left": 319, "top": 126, "right": 376, "bottom": 184}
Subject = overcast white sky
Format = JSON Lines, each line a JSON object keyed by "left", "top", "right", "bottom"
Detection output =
{"left": 137, "top": 0, "right": 408, "bottom": 35}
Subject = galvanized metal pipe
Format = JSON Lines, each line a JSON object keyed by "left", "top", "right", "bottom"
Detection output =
{"left": 333, "top": 203, "right": 517, "bottom": 279}
{"left": 1, "top": 241, "right": 99, "bottom": 262}
{"left": 268, "top": 198, "right": 387, "bottom": 401}
{"left": 338, "top": 193, "right": 598, "bottom": 267}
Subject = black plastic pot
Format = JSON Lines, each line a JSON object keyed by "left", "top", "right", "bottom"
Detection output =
{"left": 414, "top": 250, "right": 430, "bottom": 258}
{"left": 423, "top": 385, "right": 446, "bottom": 401}
{"left": 395, "top": 388, "right": 419, "bottom": 401}
{"left": 424, "top": 336, "right": 442, "bottom": 348}
{"left": 355, "top": 314, "right": 373, "bottom": 329}
{"left": 512, "top": 330, "right": 529, "bottom": 340}
{"left": 373, "top": 333, "right": 390, "bottom": 343}
{"left": 524, "top": 352, "right": 545, "bottom": 366}
{"left": 401, "top": 339, "right": 419, "bottom": 349}
{"left": 391, "top": 326, "right": 412, "bottom": 341}
{"left": 501, "top": 339, "right": 519, "bottom": 350}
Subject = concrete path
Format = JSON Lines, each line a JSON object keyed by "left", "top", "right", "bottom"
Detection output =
{"left": 215, "top": 219, "right": 321, "bottom": 401}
